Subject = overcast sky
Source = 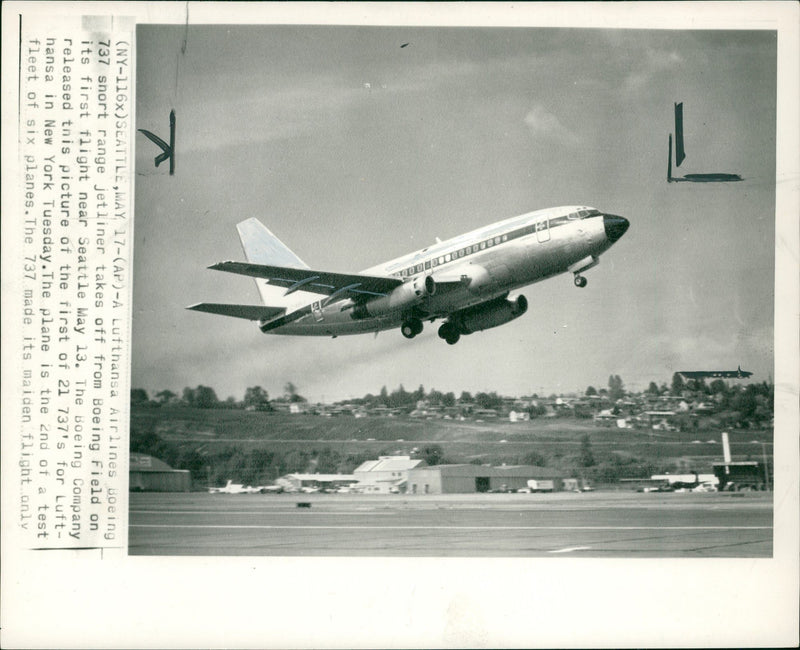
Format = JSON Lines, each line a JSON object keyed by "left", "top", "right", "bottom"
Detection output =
{"left": 132, "top": 25, "right": 776, "bottom": 402}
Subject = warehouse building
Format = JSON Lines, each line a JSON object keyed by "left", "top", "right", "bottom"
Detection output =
{"left": 712, "top": 461, "right": 769, "bottom": 491}
{"left": 130, "top": 452, "right": 191, "bottom": 492}
{"left": 406, "top": 464, "right": 563, "bottom": 495}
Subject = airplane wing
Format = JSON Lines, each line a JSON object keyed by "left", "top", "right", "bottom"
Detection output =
{"left": 187, "top": 303, "right": 286, "bottom": 321}
{"left": 209, "top": 261, "right": 403, "bottom": 299}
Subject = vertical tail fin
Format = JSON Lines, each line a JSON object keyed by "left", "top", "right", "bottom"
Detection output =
{"left": 236, "top": 218, "right": 309, "bottom": 268}
{"left": 674, "top": 102, "right": 686, "bottom": 167}
{"left": 236, "top": 218, "right": 309, "bottom": 304}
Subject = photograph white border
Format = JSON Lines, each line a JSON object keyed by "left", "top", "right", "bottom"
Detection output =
{"left": 2, "top": 2, "right": 798, "bottom": 647}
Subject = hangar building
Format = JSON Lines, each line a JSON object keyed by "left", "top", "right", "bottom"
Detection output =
{"left": 130, "top": 452, "right": 191, "bottom": 491}
{"left": 354, "top": 456, "right": 427, "bottom": 494}
{"left": 712, "top": 461, "right": 768, "bottom": 491}
{"left": 407, "top": 464, "right": 563, "bottom": 495}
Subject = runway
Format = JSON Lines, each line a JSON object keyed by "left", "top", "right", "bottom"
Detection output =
{"left": 128, "top": 491, "right": 772, "bottom": 557}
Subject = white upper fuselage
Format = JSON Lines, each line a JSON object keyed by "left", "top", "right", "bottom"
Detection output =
{"left": 267, "top": 205, "right": 620, "bottom": 337}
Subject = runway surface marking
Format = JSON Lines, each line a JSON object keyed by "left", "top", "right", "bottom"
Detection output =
{"left": 131, "top": 524, "right": 771, "bottom": 531}
{"left": 130, "top": 510, "right": 395, "bottom": 516}
{"left": 549, "top": 546, "right": 593, "bottom": 553}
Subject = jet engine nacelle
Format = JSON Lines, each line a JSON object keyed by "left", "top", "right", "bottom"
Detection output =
{"left": 351, "top": 274, "right": 435, "bottom": 319}
{"left": 450, "top": 294, "right": 528, "bottom": 335}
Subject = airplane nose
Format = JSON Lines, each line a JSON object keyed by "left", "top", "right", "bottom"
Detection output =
{"left": 603, "top": 214, "right": 629, "bottom": 242}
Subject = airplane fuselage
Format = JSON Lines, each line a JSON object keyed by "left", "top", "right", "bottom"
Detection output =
{"left": 266, "top": 206, "right": 626, "bottom": 338}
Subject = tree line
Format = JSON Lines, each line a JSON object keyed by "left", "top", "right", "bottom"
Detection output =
{"left": 133, "top": 373, "right": 773, "bottom": 422}
{"left": 131, "top": 382, "right": 525, "bottom": 413}
{"left": 130, "top": 382, "right": 308, "bottom": 411}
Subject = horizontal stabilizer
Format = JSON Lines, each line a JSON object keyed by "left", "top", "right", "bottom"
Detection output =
{"left": 209, "top": 261, "right": 403, "bottom": 298}
{"left": 186, "top": 303, "right": 286, "bottom": 321}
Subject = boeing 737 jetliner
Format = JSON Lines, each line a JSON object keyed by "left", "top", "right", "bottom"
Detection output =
{"left": 188, "top": 206, "right": 629, "bottom": 344}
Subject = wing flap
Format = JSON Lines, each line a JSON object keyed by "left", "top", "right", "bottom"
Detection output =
{"left": 187, "top": 303, "right": 286, "bottom": 321}
{"left": 209, "top": 261, "right": 403, "bottom": 298}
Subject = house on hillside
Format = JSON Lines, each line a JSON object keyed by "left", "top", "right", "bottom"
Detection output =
{"left": 509, "top": 410, "right": 530, "bottom": 423}
{"left": 593, "top": 409, "right": 617, "bottom": 426}
{"left": 640, "top": 410, "right": 679, "bottom": 431}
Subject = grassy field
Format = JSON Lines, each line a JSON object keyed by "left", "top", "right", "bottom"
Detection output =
{"left": 131, "top": 405, "right": 772, "bottom": 475}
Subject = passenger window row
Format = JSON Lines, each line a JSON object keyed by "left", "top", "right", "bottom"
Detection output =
{"left": 393, "top": 210, "right": 599, "bottom": 278}
{"left": 395, "top": 233, "right": 511, "bottom": 278}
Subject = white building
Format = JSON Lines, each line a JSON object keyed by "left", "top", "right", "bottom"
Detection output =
{"left": 353, "top": 455, "right": 427, "bottom": 494}
{"left": 277, "top": 473, "right": 356, "bottom": 491}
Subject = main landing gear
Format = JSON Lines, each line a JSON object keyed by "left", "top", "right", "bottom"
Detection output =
{"left": 402, "top": 318, "right": 462, "bottom": 344}
{"left": 437, "top": 322, "right": 461, "bottom": 345}
{"left": 401, "top": 318, "right": 424, "bottom": 339}
{"left": 573, "top": 274, "right": 588, "bottom": 288}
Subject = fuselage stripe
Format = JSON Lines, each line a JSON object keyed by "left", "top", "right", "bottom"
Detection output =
{"left": 389, "top": 212, "right": 596, "bottom": 280}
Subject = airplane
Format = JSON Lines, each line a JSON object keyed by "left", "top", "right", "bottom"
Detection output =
{"left": 667, "top": 102, "right": 742, "bottom": 183}
{"left": 632, "top": 473, "right": 719, "bottom": 492}
{"left": 188, "top": 205, "right": 629, "bottom": 345}
{"left": 208, "top": 479, "right": 262, "bottom": 494}
{"left": 678, "top": 366, "right": 753, "bottom": 380}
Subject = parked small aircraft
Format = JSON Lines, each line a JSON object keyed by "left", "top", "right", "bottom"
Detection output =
{"left": 189, "top": 205, "right": 629, "bottom": 344}
{"left": 208, "top": 480, "right": 262, "bottom": 494}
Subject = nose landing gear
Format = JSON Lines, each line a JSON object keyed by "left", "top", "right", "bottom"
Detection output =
{"left": 573, "top": 274, "right": 588, "bottom": 288}
{"left": 401, "top": 318, "right": 424, "bottom": 339}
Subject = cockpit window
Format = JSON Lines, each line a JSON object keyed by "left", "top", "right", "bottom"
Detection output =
{"left": 580, "top": 209, "right": 601, "bottom": 219}
{"left": 567, "top": 212, "right": 580, "bottom": 220}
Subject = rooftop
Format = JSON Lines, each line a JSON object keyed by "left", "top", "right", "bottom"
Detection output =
{"left": 355, "top": 456, "right": 427, "bottom": 473}
{"left": 284, "top": 473, "right": 356, "bottom": 482}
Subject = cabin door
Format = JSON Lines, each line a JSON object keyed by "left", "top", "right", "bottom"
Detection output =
{"left": 536, "top": 218, "right": 550, "bottom": 243}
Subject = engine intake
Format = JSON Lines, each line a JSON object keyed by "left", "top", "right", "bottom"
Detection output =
{"left": 450, "top": 294, "right": 528, "bottom": 335}
{"left": 351, "top": 274, "right": 435, "bottom": 320}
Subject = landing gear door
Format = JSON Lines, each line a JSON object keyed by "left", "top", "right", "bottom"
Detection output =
{"left": 311, "top": 300, "right": 324, "bottom": 322}
{"left": 536, "top": 218, "right": 550, "bottom": 243}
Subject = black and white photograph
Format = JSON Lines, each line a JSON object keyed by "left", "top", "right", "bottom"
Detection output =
{"left": 131, "top": 20, "right": 778, "bottom": 558}
{"left": 2, "top": 2, "right": 798, "bottom": 648}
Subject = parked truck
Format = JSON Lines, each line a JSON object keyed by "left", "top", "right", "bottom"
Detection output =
{"left": 526, "top": 479, "right": 555, "bottom": 493}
